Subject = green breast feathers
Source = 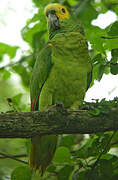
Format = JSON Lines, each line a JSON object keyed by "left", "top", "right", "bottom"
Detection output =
{"left": 30, "top": 18, "right": 92, "bottom": 111}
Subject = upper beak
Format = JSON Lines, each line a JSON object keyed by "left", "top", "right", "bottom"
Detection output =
{"left": 48, "top": 13, "right": 59, "bottom": 30}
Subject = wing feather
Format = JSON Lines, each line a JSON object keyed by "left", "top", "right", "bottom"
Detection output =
{"left": 30, "top": 44, "right": 52, "bottom": 111}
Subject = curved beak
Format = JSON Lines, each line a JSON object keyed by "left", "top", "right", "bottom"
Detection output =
{"left": 48, "top": 13, "right": 60, "bottom": 30}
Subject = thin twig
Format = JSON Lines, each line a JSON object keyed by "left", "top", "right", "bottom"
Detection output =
{"left": 0, "top": 152, "right": 28, "bottom": 165}
{"left": 90, "top": 130, "right": 117, "bottom": 176}
{"left": 111, "top": 140, "right": 118, "bottom": 146}
{"left": 0, "top": 154, "right": 27, "bottom": 159}
{"left": 0, "top": 54, "right": 33, "bottom": 70}
{"left": 101, "top": 36, "right": 118, "bottom": 39}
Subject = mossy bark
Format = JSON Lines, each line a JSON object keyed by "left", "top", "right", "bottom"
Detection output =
{"left": 0, "top": 105, "right": 118, "bottom": 138}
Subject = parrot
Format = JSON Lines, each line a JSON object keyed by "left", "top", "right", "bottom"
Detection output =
{"left": 30, "top": 3, "right": 92, "bottom": 175}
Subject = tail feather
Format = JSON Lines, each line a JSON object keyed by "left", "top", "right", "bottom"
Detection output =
{"left": 30, "top": 135, "right": 58, "bottom": 175}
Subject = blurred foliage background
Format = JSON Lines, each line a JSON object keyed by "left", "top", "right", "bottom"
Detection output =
{"left": 0, "top": 0, "right": 118, "bottom": 179}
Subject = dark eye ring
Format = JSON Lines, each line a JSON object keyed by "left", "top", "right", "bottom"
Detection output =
{"left": 61, "top": 8, "right": 65, "bottom": 13}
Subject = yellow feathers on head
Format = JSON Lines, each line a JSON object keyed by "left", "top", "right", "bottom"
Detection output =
{"left": 44, "top": 3, "right": 69, "bottom": 21}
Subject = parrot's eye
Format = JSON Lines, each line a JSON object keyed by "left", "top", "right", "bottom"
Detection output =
{"left": 61, "top": 8, "right": 66, "bottom": 13}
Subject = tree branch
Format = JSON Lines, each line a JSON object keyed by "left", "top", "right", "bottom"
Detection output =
{"left": 0, "top": 154, "right": 27, "bottom": 159}
{"left": 0, "top": 152, "right": 28, "bottom": 164}
{"left": 0, "top": 104, "right": 118, "bottom": 138}
{"left": 0, "top": 54, "right": 33, "bottom": 70}
{"left": 91, "top": 130, "right": 117, "bottom": 171}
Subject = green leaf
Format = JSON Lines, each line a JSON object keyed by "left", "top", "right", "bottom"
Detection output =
{"left": 12, "top": 93, "right": 23, "bottom": 106}
{"left": 107, "top": 21, "right": 118, "bottom": 36}
{"left": 21, "top": 8, "right": 47, "bottom": 47}
{"left": 21, "top": 23, "right": 41, "bottom": 46}
{"left": 60, "top": 135, "right": 74, "bottom": 149}
{"left": 94, "top": 159, "right": 113, "bottom": 179}
{"left": 77, "top": 155, "right": 117, "bottom": 180}
{"left": 77, "top": 3, "right": 98, "bottom": 27}
{"left": 67, "top": 0, "right": 78, "bottom": 6}
{"left": 53, "top": 147, "right": 71, "bottom": 163}
{"left": 103, "top": 38, "right": 118, "bottom": 51}
{"left": 74, "top": 133, "right": 111, "bottom": 159}
{"left": 92, "top": 0, "right": 108, "bottom": 14}
{"left": 25, "top": 139, "right": 31, "bottom": 155}
{"left": 91, "top": 63, "right": 100, "bottom": 82}
{"left": 0, "top": 42, "right": 19, "bottom": 60}
{"left": 13, "top": 65, "right": 30, "bottom": 86}
{"left": 98, "top": 64, "right": 106, "bottom": 81}
{"left": 57, "top": 165, "right": 74, "bottom": 180}
{"left": 85, "top": 25, "right": 106, "bottom": 53}
{"left": 111, "top": 48, "right": 118, "bottom": 63}
{"left": 101, "top": 153, "right": 117, "bottom": 160}
{"left": 2, "top": 70, "right": 11, "bottom": 80}
{"left": 110, "top": 63, "right": 118, "bottom": 75}
{"left": 47, "top": 164, "right": 56, "bottom": 172}
{"left": 92, "top": 54, "right": 104, "bottom": 63}
{"left": 32, "top": 0, "right": 54, "bottom": 7}
{"left": 11, "top": 166, "right": 31, "bottom": 180}
{"left": 32, "top": 31, "right": 46, "bottom": 52}
{"left": 88, "top": 108, "right": 100, "bottom": 116}
{"left": 111, "top": 48, "right": 118, "bottom": 59}
{"left": 21, "top": 23, "right": 47, "bottom": 47}
{"left": 76, "top": 169, "right": 90, "bottom": 180}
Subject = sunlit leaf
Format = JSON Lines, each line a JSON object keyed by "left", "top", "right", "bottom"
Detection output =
{"left": 60, "top": 135, "right": 74, "bottom": 149}
{"left": 0, "top": 42, "right": 19, "bottom": 60}
{"left": 11, "top": 166, "right": 31, "bottom": 180}
{"left": 53, "top": 147, "right": 71, "bottom": 163}
{"left": 2, "top": 70, "right": 11, "bottom": 80}
{"left": 107, "top": 21, "right": 118, "bottom": 36}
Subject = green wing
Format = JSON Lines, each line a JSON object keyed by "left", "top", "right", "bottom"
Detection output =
{"left": 30, "top": 44, "right": 52, "bottom": 111}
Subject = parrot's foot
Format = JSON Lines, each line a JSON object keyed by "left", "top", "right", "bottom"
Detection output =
{"left": 47, "top": 103, "right": 64, "bottom": 112}
{"left": 55, "top": 103, "right": 65, "bottom": 113}
{"left": 55, "top": 102, "right": 64, "bottom": 108}
{"left": 80, "top": 105, "right": 94, "bottom": 110}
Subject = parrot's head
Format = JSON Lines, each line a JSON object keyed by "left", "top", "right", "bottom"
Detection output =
{"left": 44, "top": 3, "right": 69, "bottom": 32}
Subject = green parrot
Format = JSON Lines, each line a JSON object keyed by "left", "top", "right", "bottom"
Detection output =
{"left": 30, "top": 3, "right": 92, "bottom": 175}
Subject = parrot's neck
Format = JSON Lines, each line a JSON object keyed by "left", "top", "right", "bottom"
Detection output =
{"left": 48, "top": 18, "right": 84, "bottom": 40}
{"left": 49, "top": 29, "right": 61, "bottom": 40}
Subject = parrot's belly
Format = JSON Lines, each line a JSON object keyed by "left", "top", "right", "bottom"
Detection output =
{"left": 39, "top": 62, "right": 87, "bottom": 110}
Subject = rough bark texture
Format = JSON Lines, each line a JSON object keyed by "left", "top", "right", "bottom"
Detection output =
{"left": 0, "top": 105, "right": 118, "bottom": 138}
